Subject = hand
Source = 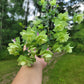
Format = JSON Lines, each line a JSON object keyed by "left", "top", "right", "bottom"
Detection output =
{"left": 35, "top": 55, "right": 47, "bottom": 69}
{"left": 23, "top": 45, "right": 47, "bottom": 69}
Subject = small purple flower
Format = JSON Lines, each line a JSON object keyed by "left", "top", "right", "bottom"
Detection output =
{"left": 37, "top": 32, "right": 39, "bottom": 36}
{"left": 13, "top": 39, "right": 16, "bottom": 42}
{"left": 34, "top": 49, "right": 36, "bottom": 51}
{"left": 25, "top": 26, "right": 27, "bottom": 28}
{"left": 47, "top": 48, "right": 49, "bottom": 51}
{"left": 26, "top": 48, "right": 28, "bottom": 50}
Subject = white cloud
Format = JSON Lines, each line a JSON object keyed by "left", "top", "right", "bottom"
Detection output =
{"left": 64, "top": 0, "right": 70, "bottom": 2}
{"left": 79, "top": 3, "right": 84, "bottom": 12}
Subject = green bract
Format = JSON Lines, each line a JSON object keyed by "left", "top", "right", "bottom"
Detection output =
{"left": 41, "top": 0, "right": 45, "bottom": 4}
{"left": 64, "top": 44, "right": 73, "bottom": 53}
{"left": 53, "top": 19, "right": 68, "bottom": 32}
{"left": 50, "top": 0, "right": 56, "bottom": 6}
{"left": 17, "top": 55, "right": 35, "bottom": 66}
{"left": 33, "top": 19, "right": 42, "bottom": 26}
{"left": 54, "top": 31, "right": 69, "bottom": 43}
{"left": 38, "top": 24, "right": 44, "bottom": 29}
{"left": 30, "top": 47, "right": 37, "bottom": 56}
{"left": 43, "top": 54, "right": 52, "bottom": 61}
{"left": 7, "top": 37, "right": 22, "bottom": 56}
{"left": 73, "top": 14, "right": 83, "bottom": 24}
{"left": 40, "top": 49, "right": 53, "bottom": 61}
{"left": 36, "top": 31, "right": 48, "bottom": 45}
{"left": 7, "top": 0, "right": 83, "bottom": 67}
{"left": 20, "top": 28, "right": 35, "bottom": 44}
{"left": 58, "top": 12, "right": 69, "bottom": 21}
{"left": 52, "top": 43, "right": 62, "bottom": 52}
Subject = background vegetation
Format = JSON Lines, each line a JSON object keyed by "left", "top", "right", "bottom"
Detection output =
{"left": 0, "top": 0, "right": 84, "bottom": 84}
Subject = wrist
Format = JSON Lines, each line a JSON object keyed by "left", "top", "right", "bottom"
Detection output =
{"left": 34, "top": 61, "right": 43, "bottom": 70}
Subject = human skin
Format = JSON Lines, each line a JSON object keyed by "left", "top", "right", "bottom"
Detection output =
{"left": 12, "top": 55, "right": 47, "bottom": 84}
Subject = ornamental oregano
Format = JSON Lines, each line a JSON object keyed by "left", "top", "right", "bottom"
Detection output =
{"left": 7, "top": 0, "right": 84, "bottom": 67}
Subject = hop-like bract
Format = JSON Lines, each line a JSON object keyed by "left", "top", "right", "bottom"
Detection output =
{"left": 54, "top": 31, "right": 69, "bottom": 43}
{"left": 30, "top": 47, "right": 37, "bottom": 56}
{"left": 7, "top": 37, "right": 22, "bottom": 56}
{"left": 50, "top": 0, "right": 57, "bottom": 6}
{"left": 20, "top": 28, "right": 35, "bottom": 44}
{"left": 40, "top": 49, "right": 53, "bottom": 61}
{"left": 17, "top": 55, "right": 35, "bottom": 66}
{"left": 73, "top": 14, "right": 83, "bottom": 24}
{"left": 52, "top": 43, "right": 62, "bottom": 52}
{"left": 58, "top": 12, "right": 69, "bottom": 21}
{"left": 64, "top": 44, "right": 73, "bottom": 53}
{"left": 53, "top": 19, "right": 68, "bottom": 32}
{"left": 36, "top": 31, "right": 48, "bottom": 45}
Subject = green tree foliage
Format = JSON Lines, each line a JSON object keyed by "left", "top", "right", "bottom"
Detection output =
{"left": 70, "top": 20, "right": 84, "bottom": 52}
{"left": 0, "top": 0, "right": 25, "bottom": 47}
{"left": 65, "top": 0, "right": 84, "bottom": 52}
{"left": 0, "top": 0, "right": 25, "bottom": 60}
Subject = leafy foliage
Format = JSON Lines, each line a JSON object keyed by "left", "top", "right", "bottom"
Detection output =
{"left": 70, "top": 20, "right": 84, "bottom": 52}
{"left": 7, "top": 0, "right": 83, "bottom": 66}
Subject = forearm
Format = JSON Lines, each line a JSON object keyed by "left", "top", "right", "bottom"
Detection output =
{"left": 12, "top": 62, "right": 43, "bottom": 84}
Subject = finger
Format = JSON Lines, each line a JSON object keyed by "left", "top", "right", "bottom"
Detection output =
{"left": 35, "top": 55, "right": 40, "bottom": 61}
{"left": 23, "top": 45, "right": 26, "bottom": 51}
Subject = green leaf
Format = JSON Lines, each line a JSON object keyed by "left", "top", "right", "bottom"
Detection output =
{"left": 39, "top": 49, "right": 53, "bottom": 62}
{"left": 17, "top": 55, "right": 36, "bottom": 66}
{"left": 41, "top": 0, "right": 45, "bottom": 4}
{"left": 33, "top": 19, "right": 42, "bottom": 26}
{"left": 36, "top": 31, "right": 48, "bottom": 45}
{"left": 58, "top": 12, "right": 69, "bottom": 21}
{"left": 7, "top": 38, "right": 22, "bottom": 56}
{"left": 20, "top": 29, "right": 36, "bottom": 44}
{"left": 42, "top": 1, "right": 47, "bottom": 12}
{"left": 50, "top": 0, "right": 57, "bottom": 6}
{"left": 64, "top": 43, "right": 73, "bottom": 53}
{"left": 73, "top": 13, "right": 83, "bottom": 24}
{"left": 53, "top": 19, "right": 68, "bottom": 32}
{"left": 52, "top": 43, "right": 62, "bottom": 52}
{"left": 38, "top": 24, "right": 44, "bottom": 29}
{"left": 54, "top": 30, "right": 70, "bottom": 43}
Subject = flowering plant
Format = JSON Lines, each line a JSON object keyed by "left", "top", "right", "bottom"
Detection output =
{"left": 7, "top": 0, "right": 83, "bottom": 67}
